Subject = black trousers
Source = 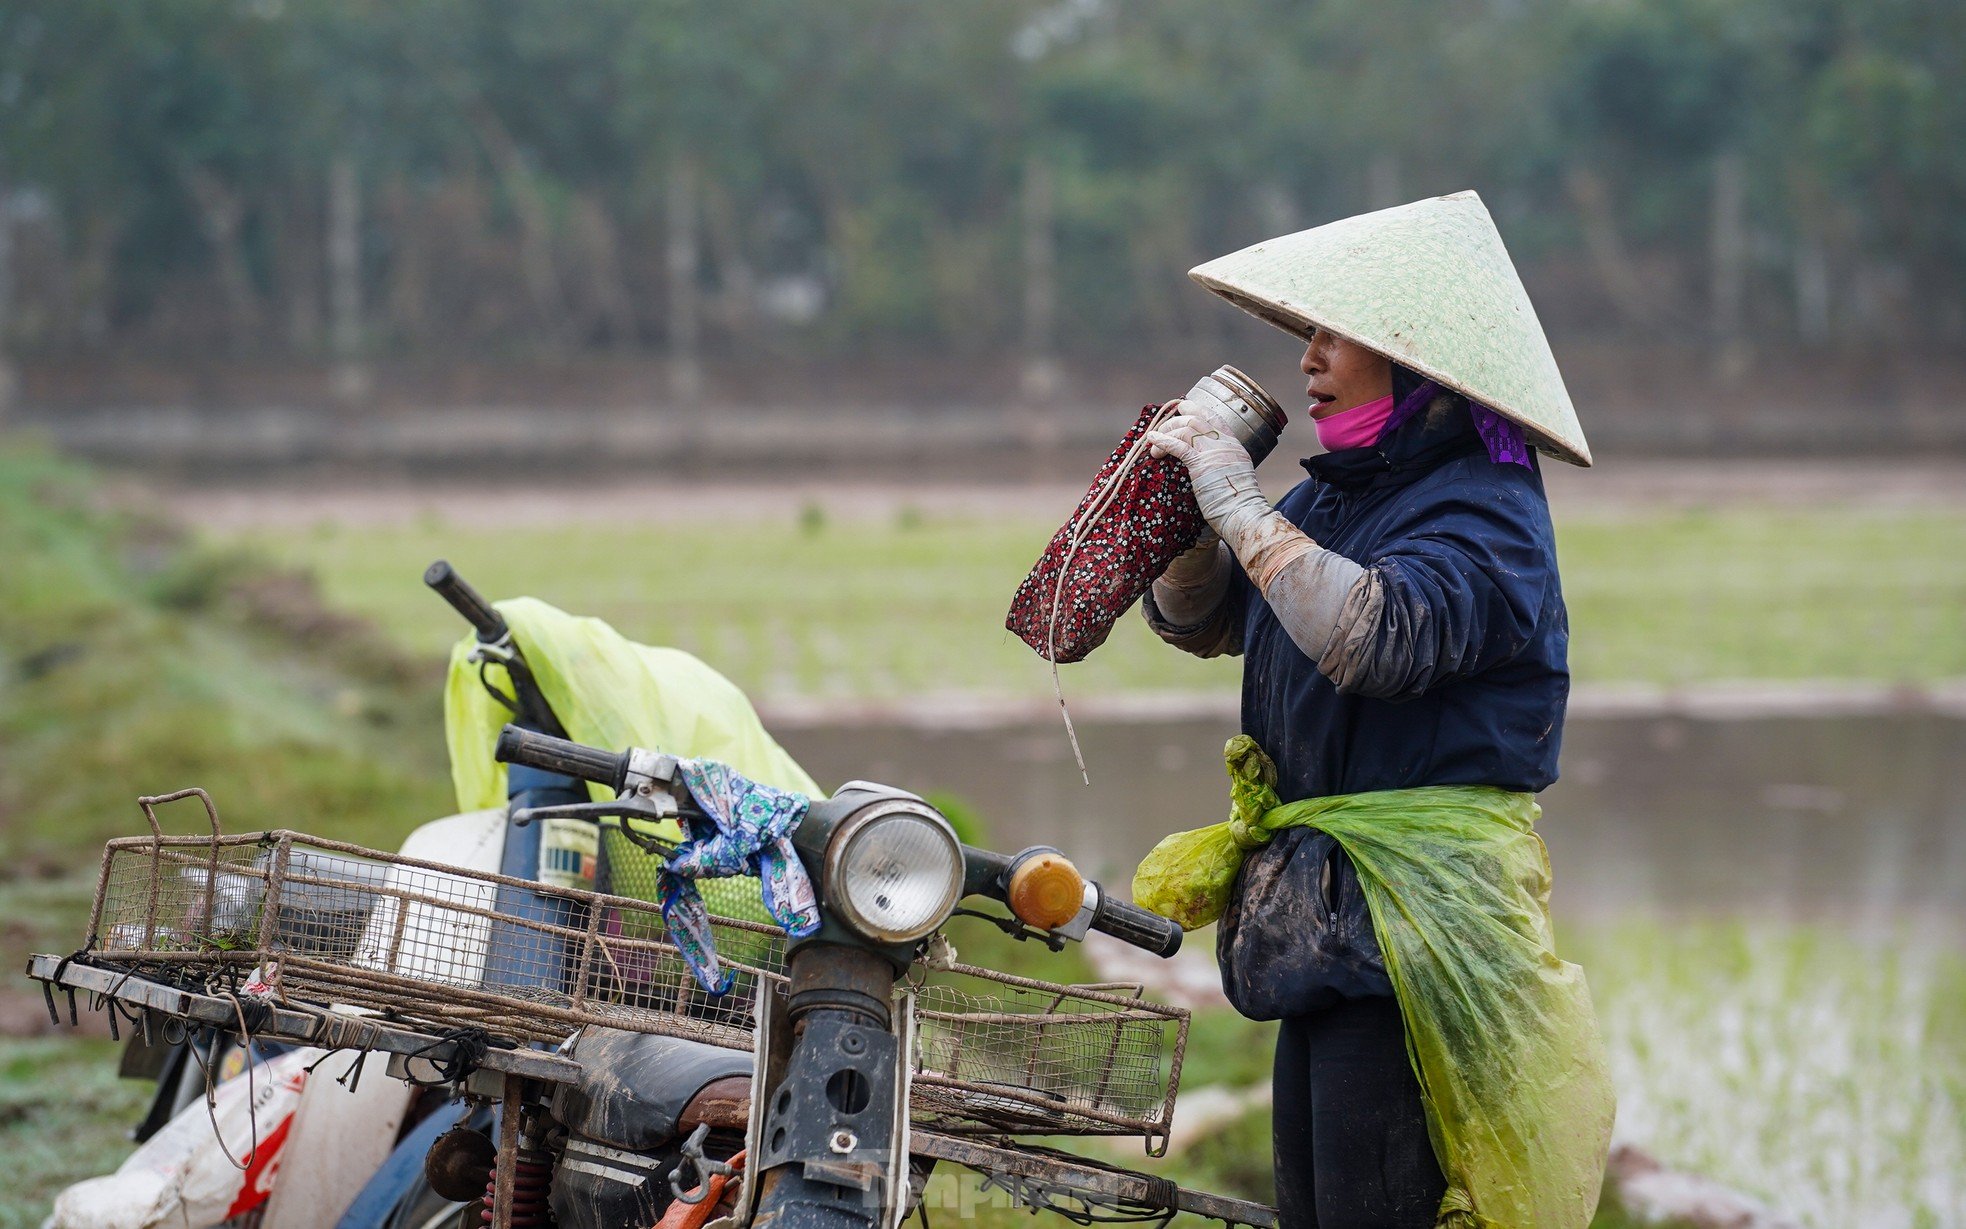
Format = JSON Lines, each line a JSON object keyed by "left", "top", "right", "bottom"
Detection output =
{"left": 1272, "top": 995, "right": 1445, "bottom": 1228}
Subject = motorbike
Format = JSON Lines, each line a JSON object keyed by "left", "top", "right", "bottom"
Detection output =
{"left": 29, "top": 565, "right": 1275, "bottom": 1229}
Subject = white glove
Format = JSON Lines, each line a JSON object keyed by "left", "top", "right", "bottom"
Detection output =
{"left": 1145, "top": 402, "right": 1322, "bottom": 593}
{"left": 1143, "top": 406, "right": 1269, "bottom": 544}
{"left": 1146, "top": 402, "right": 1375, "bottom": 675}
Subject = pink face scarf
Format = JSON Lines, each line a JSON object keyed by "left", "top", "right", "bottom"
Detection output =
{"left": 1315, "top": 379, "right": 1535, "bottom": 469}
{"left": 1312, "top": 393, "right": 1397, "bottom": 452}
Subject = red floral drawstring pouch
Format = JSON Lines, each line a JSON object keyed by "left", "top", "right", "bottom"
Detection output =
{"left": 1005, "top": 402, "right": 1208, "bottom": 664}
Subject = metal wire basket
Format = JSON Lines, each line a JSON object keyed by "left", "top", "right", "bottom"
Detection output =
{"left": 87, "top": 790, "right": 784, "bottom": 1051}
{"left": 83, "top": 790, "right": 1188, "bottom": 1144}
{"left": 908, "top": 964, "right": 1188, "bottom": 1147}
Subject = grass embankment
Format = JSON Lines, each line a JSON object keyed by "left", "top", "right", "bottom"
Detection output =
{"left": 0, "top": 1040, "right": 152, "bottom": 1228}
{"left": 0, "top": 446, "right": 453, "bottom": 1224}
{"left": 0, "top": 447, "right": 453, "bottom": 910}
{"left": 227, "top": 504, "right": 1966, "bottom": 701}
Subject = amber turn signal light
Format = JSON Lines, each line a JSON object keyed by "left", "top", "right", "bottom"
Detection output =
{"left": 1006, "top": 852, "right": 1085, "bottom": 931}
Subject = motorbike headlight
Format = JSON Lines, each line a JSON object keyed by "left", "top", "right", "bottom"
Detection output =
{"left": 824, "top": 802, "right": 964, "bottom": 944}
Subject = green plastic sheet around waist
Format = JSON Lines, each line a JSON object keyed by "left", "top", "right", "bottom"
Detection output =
{"left": 1133, "top": 736, "right": 1615, "bottom": 1229}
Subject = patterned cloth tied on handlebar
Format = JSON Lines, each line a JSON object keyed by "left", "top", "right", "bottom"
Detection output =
{"left": 446, "top": 598, "right": 826, "bottom": 991}
{"left": 664, "top": 759, "right": 819, "bottom": 993}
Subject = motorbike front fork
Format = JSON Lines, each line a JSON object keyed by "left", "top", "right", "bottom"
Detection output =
{"left": 750, "top": 945, "right": 905, "bottom": 1229}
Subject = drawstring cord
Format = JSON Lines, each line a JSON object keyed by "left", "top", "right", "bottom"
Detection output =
{"left": 1044, "top": 402, "right": 1181, "bottom": 786}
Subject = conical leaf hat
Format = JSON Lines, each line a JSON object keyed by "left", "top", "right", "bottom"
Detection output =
{"left": 1190, "top": 191, "right": 1591, "bottom": 466}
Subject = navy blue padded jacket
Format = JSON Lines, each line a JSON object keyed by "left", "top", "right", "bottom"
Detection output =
{"left": 1149, "top": 398, "right": 1569, "bottom": 1018}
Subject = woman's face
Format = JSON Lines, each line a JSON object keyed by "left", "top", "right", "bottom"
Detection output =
{"left": 1301, "top": 329, "right": 1393, "bottom": 419}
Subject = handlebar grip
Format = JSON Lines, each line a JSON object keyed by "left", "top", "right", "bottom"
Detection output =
{"left": 1091, "top": 893, "right": 1183, "bottom": 958}
{"left": 424, "top": 560, "right": 508, "bottom": 641}
{"left": 494, "top": 725, "right": 630, "bottom": 792}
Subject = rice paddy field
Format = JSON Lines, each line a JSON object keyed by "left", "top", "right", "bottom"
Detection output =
{"left": 215, "top": 502, "right": 1966, "bottom": 702}
{"left": 1573, "top": 921, "right": 1966, "bottom": 1228}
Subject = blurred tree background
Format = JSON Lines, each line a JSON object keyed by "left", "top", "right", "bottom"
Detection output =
{"left": 0, "top": 0, "right": 1959, "bottom": 380}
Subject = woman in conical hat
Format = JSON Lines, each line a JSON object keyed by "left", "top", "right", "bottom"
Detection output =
{"left": 1138, "top": 192, "right": 1613, "bottom": 1228}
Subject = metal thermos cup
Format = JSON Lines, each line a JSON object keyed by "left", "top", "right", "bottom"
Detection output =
{"left": 1181, "top": 366, "right": 1287, "bottom": 464}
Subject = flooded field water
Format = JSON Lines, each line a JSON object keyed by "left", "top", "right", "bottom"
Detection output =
{"left": 781, "top": 709, "right": 1966, "bottom": 1227}
{"left": 779, "top": 710, "right": 1966, "bottom": 938}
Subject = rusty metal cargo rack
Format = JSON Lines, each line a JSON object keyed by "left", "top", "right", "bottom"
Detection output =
{"left": 908, "top": 965, "right": 1188, "bottom": 1148}
{"left": 84, "top": 790, "right": 786, "bottom": 1051}
{"left": 84, "top": 790, "right": 1189, "bottom": 1145}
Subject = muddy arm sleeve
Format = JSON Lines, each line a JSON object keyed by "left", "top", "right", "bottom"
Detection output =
{"left": 1151, "top": 537, "right": 1232, "bottom": 625}
{"left": 1139, "top": 413, "right": 1546, "bottom": 688}
{"left": 1213, "top": 510, "right": 1372, "bottom": 672}
{"left": 1310, "top": 493, "right": 1551, "bottom": 701}
{"left": 1201, "top": 484, "right": 1550, "bottom": 700}
{"left": 1142, "top": 539, "right": 1245, "bottom": 658}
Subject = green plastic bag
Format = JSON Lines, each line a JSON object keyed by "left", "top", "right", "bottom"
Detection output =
{"left": 445, "top": 596, "right": 818, "bottom": 811}
{"left": 445, "top": 597, "right": 820, "bottom": 922}
{"left": 1134, "top": 736, "right": 1614, "bottom": 1229}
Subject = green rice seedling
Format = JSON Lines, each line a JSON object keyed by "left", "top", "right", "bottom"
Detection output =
{"left": 1570, "top": 919, "right": 1965, "bottom": 1228}
{"left": 218, "top": 507, "right": 1966, "bottom": 702}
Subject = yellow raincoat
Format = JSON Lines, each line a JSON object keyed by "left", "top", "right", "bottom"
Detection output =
{"left": 444, "top": 598, "right": 818, "bottom": 921}
{"left": 444, "top": 596, "right": 817, "bottom": 813}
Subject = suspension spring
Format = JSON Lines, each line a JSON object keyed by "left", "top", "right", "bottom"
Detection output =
{"left": 481, "top": 1143, "right": 555, "bottom": 1229}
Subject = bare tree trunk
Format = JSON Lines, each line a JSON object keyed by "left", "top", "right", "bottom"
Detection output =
{"left": 381, "top": 178, "right": 430, "bottom": 348}
{"left": 176, "top": 160, "right": 261, "bottom": 352}
{"left": 1254, "top": 182, "right": 1299, "bottom": 237}
{"left": 1793, "top": 233, "right": 1829, "bottom": 345}
{"left": 0, "top": 182, "right": 15, "bottom": 421}
{"left": 1710, "top": 149, "right": 1749, "bottom": 377}
{"left": 666, "top": 154, "right": 702, "bottom": 400}
{"left": 571, "top": 193, "right": 637, "bottom": 347}
{"left": 1564, "top": 165, "right": 1667, "bottom": 333}
{"left": 327, "top": 155, "right": 369, "bottom": 401}
{"left": 279, "top": 190, "right": 322, "bottom": 353}
{"left": 76, "top": 215, "right": 115, "bottom": 348}
{"left": 698, "top": 178, "right": 755, "bottom": 340}
{"left": 466, "top": 104, "right": 570, "bottom": 345}
{"left": 1020, "top": 153, "right": 1058, "bottom": 399}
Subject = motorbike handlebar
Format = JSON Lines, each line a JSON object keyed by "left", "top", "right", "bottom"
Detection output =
{"left": 1089, "top": 894, "right": 1182, "bottom": 958}
{"left": 424, "top": 560, "right": 508, "bottom": 642}
{"left": 495, "top": 725, "right": 630, "bottom": 793}
{"left": 959, "top": 844, "right": 1182, "bottom": 957}
{"left": 490, "top": 726, "right": 1184, "bottom": 956}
